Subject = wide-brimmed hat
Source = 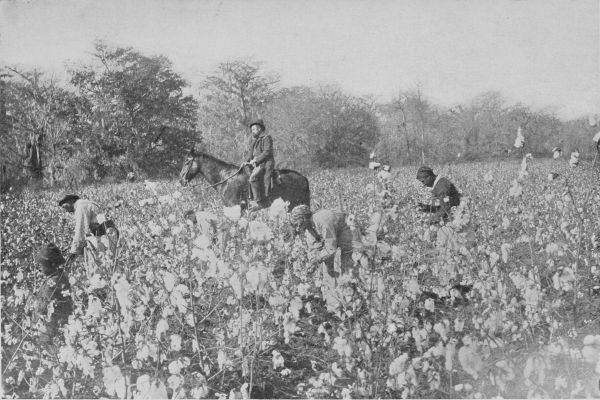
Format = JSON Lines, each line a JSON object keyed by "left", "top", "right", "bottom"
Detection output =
{"left": 248, "top": 119, "right": 265, "bottom": 130}
{"left": 416, "top": 166, "right": 434, "bottom": 179}
{"left": 35, "top": 243, "right": 65, "bottom": 269}
{"left": 290, "top": 205, "right": 311, "bottom": 223}
{"left": 58, "top": 194, "right": 80, "bottom": 207}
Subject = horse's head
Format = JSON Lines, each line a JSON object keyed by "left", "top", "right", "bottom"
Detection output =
{"left": 179, "top": 147, "right": 199, "bottom": 186}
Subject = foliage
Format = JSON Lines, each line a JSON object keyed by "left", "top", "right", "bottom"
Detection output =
{"left": 265, "top": 85, "right": 380, "bottom": 169}
{"left": 197, "top": 60, "right": 279, "bottom": 161}
{"left": 2, "top": 155, "right": 599, "bottom": 398}
{"left": 68, "top": 41, "right": 198, "bottom": 178}
{"left": 0, "top": 68, "right": 81, "bottom": 184}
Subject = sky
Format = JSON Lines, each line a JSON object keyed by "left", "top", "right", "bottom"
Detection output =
{"left": 0, "top": 0, "right": 598, "bottom": 120}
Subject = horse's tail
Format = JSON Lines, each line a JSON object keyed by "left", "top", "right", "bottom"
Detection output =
{"left": 302, "top": 175, "right": 311, "bottom": 207}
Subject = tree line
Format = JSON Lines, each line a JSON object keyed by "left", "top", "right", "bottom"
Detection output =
{"left": 0, "top": 42, "right": 596, "bottom": 188}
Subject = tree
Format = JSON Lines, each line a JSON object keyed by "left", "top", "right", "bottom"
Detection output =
{"left": 264, "top": 85, "right": 379, "bottom": 168}
{"left": 69, "top": 42, "right": 198, "bottom": 178}
{"left": 0, "top": 68, "right": 79, "bottom": 184}
{"left": 376, "top": 89, "right": 440, "bottom": 165}
{"left": 198, "top": 60, "right": 279, "bottom": 161}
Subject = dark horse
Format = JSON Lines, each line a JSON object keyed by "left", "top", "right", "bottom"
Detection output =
{"left": 179, "top": 148, "right": 310, "bottom": 211}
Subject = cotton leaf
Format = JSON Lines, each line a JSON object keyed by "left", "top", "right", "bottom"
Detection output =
{"left": 155, "top": 318, "right": 169, "bottom": 339}
{"left": 163, "top": 271, "right": 177, "bottom": 292}
{"left": 223, "top": 205, "right": 241, "bottom": 221}
{"left": 248, "top": 221, "right": 273, "bottom": 242}
{"left": 289, "top": 297, "right": 303, "bottom": 320}
{"left": 333, "top": 336, "right": 352, "bottom": 358}
{"left": 170, "top": 334, "right": 182, "bottom": 352}
{"left": 229, "top": 273, "right": 243, "bottom": 299}
{"left": 445, "top": 341, "right": 456, "bottom": 371}
{"left": 139, "top": 197, "right": 156, "bottom": 207}
{"left": 217, "top": 350, "right": 228, "bottom": 370}
{"left": 158, "top": 194, "right": 174, "bottom": 205}
{"left": 102, "top": 365, "right": 126, "bottom": 399}
{"left": 89, "top": 273, "right": 107, "bottom": 290}
{"left": 167, "top": 360, "right": 182, "bottom": 378}
{"left": 389, "top": 353, "right": 409, "bottom": 375}
{"left": 458, "top": 344, "right": 482, "bottom": 379}
{"left": 245, "top": 264, "right": 269, "bottom": 292}
{"left": 134, "top": 375, "right": 168, "bottom": 399}
{"left": 167, "top": 374, "right": 183, "bottom": 390}
{"left": 501, "top": 243, "right": 511, "bottom": 263}
{"left": 170, "top": 284, "right": 189, "bottom": 313}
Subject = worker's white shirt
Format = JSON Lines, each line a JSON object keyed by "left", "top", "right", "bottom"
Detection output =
{"left": 70, "top": 199, "right": 100, "bottom": 254}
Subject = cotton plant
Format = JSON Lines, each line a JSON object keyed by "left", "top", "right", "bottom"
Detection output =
{"left": 569, "top": 151, "right": 580, "bottom": 168}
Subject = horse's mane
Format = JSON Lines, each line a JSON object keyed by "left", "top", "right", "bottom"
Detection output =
{"left": 195, "top": 150, "right": 239, "bottom": 170}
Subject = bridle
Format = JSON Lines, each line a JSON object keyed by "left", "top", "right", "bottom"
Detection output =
{"left": 181, "top": 155, "right": 244, "bottom": 190}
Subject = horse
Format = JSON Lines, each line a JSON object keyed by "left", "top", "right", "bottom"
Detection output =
{"left": 179, "top": 148, "right": 310, "bottom": 211}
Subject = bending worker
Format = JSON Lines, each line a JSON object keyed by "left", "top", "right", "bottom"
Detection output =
{"left": 289, "top": 205, "right": 354, "bottom": 278}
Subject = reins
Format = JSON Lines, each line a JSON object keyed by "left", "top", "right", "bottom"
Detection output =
{"left": 185, "top": 165, "right": 245, "bottom": 190}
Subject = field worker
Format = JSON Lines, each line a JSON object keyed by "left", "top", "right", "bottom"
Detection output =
{"left": 184, "top": 209, "right": 219, "bottom": 241}
{"left": 245, "top": 119, "right": 275, "bottom": 212}
{"left": 416, "top": 166, "right": 461, "bottom": 224}
{"left": 289, "top": 205, "right": 354, "bottom": 278}
{"left": 59, "top": 194, "right": 118, "bottom": 265}
{"left": 31, "top": 243, "right": 73, "bottom": 345}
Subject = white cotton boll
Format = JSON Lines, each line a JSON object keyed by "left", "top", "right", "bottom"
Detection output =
{"left": 369, "top": 161, "right": 381, "bottom": 170}
{"left": 248, "top": 221, "right": 273, "bottom": 242}
{"left": 593, "top": 131, "right": 600, "bottom": 143}
{"left": 268, "top": 198, "right": 289, "bottom": 221}
{"left": 377, "top": 170, "right": 391, "bottom": 181}
{"left": 509, "top": 180, "right": 522, "bottom": 197}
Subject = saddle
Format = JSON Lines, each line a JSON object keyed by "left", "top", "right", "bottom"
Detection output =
{"left": 245, "top": 169, "right": 283, "bottom": 201}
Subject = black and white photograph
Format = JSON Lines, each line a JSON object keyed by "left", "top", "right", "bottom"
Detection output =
{"left": 1, "top": 0, "right": 599, "bottom": 398}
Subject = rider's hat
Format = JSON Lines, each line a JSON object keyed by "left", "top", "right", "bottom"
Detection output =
{"left": 248, "top": 119, "right": 265, "bottom": 131}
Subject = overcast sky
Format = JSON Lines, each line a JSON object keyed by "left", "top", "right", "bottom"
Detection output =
{"left": 1, "top": 0, "right": 598, "bottom": 120}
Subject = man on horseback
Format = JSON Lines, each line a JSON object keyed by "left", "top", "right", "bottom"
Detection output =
{"left": 245, "top": 119, "right": 275, "bottom": 212}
